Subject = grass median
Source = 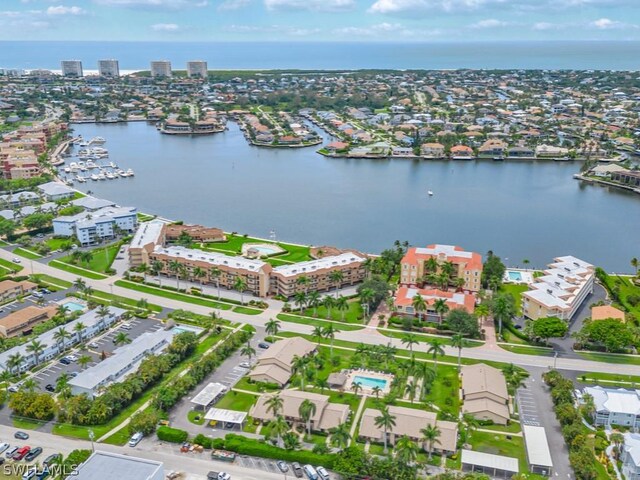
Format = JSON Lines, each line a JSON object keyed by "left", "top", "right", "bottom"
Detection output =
{"left": 49, "top": 259, "right": 108, "bottom": 279}
{"left": 12, "top": 247, "right": 42, "bottom": 260}
{"left": 114, "top": 280, "right": 234, "bottom": 310}
{"left": 276, "top": 313, "right": 365, "bottom": 331}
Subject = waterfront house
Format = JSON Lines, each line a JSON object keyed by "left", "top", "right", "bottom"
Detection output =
{"left": 535, "top": 144, "right": 569, "bottom": 159}
{"left": 478, "top": 139, "right": 507, "bottom": 159}
{"left": 420, "top": 142, "right": 445, "bottom": 158}
{"left": 611, "top": 170, "right": 640, "bottom": 187}
{"left": 450, "top": 145, "right": 475, "bottom": 160}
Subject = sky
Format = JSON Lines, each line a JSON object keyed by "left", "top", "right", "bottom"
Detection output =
{"left": 1, "top": 0, "right": 640, "bottom": 42}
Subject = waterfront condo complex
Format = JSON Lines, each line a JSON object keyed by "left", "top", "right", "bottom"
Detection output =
{"left": 150, "top": 60, "right": 172, "bottom": 78}
{"left": 61, "top": 60, "right": 83, "bottom": 77}
{"left": 522, "top": 255, "right": 594, "bottom": 320}
{"left": 400, "top": 244, "right": 483, "bottom": 292}
{"left": 98, "top": 59, "right": 120, "bottom": 77}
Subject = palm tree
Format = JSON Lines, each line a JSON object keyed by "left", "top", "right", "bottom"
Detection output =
{"left": 151, "top": 260, "right": 164, "bottom": 286}
{"left": 425, "top": 257, "right": 439, "bottom": 275}
{"left": 294, "top": 291, "right": 307, "bottom": 314}
{"left": 240, "top": 341, "right": 256, "bottom": 362}
{"left": 53, "top": 327, "right": 71, "bottom": 352}
{"left": 312, "top": 326, "right": 325, "bottom": 344}
{"left": 209, "top": 267, "right": 222, "bottom": 298}
{"left": 267, "top": 414, "right": 290, "bottom": 448}
{"left": 433, "top": 298, "right": 449, "bottom": 324}
{"left": 405, "top": 380, "right": 418, "bottom": 404}
{"left": 323, "top": 324, "right": 336, "bottom": 356}
{"left": 193, "top": 266, "right": 207, "bottom": 286}
{"left": 372, "top": 385, "right": 382, "bottom": 399}
{"left": 55, "top": 372, "right": 70, "bottom": 393}
{"left": 265, "top": 318, "right": 281, "bottom": 337}
{"left": 335, "top": 296, "right": 349, "bottom": 321}
{"left": 21, "top": 378, "right": 37, "bottom": 392}
{"left": 299, "top": 399, "right": 317, "bottom": 437}
{"left": 412, "top": 294, "right": 427, "bottom": 321}
{"left": 78, "top": 354, "right": 92, "bottom": 370}
{"left": 420, "top": 424, "right": 441, "bottom": 460}
{"left": 581, "top": 392, "right": 596, "bottom": 419}
{"left": 113, "top": 332, "right": 131, "bottom": 346}
{"left": 329, "top": 422, "right": 351, "bottom": 449}
{"left": 491, "top": 293, "right": 515, "bottom": 337}
{"left": 96, "top": 304, "right": 111, "bottom": 330}
{"left": 0, "top": 370, "right": 12, "bottom": 393}
{"left": 7, "top": 353, "right": 24, "bottom": 375}
{"left": 73, "top": 322, "right": 86, "bottom": 343}
{"left": 296, "top": 275, "right": 310, "bottom": 294}
{"left": 138, "top": 262, "right": 149, "bottom": 282}
{"left": 234, "top": 276, "right": 247, "bottom": 304}
{"left": 451, "top": 333, "right": 469, "bottom": 372}
{"left": 168, "top": 259, "right": 182, "bottom": 289}
{"left": 632, "top": 257, "right": 639, "bottom": 276}
{"left": 360, "top": 288, "right": 375, "bottom": 320}
{"left": 292, "top": 355, "right": 309, "bottom": 391}
{"left": 26, "top": 339, "right": 46, "bottom": 365}
{"left": 522, "top": 258, "right": 530, "bottom": 269}
{"left": 266, "top": 394, "right": 284, "bottom": 416}
{"left": 329, "top": 270, "right": 344, "bottom": 297}
{"left": 351, "top": 381, "right": 363, "bottom": 396}
{"left": 307, "top": 291, "right": 321, "bottom": 316}
{"left": 316, "top": 378, "right": 329, "bottom": 394}
{"left": 414, "top": 362, "right": 436, "bottom": 399}
{"left": 427, "top": 339, "right": 445, "bottom": 372}
{"left": 322, "top": 296, "right": 334, "bottom": 319}
{"left": 394, "top": 435, "right": 419, "bottom": 466}
{"left": 401, "top": 333, "right": 419, "bottom": 355}
{"left": 56, "top": 304, "right": 70, "bottom": 321}
{"left": 374, "top": 406, "right": 396, "bottom": 454}
{"left": 73, "top": 278, "right": 86, "bottom": 291}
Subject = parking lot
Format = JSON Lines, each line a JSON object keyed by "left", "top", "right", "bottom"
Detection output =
{"left": 0, "top": 434, "right": 63, "bottom": 479}
{"left": 32, "top": 317, "right": 164, "bottom": 392}
{"left": 236, "top": 455, "right": 286, "bottom": 476}
{"left": 517, "top": 380, "right": 541, "bottom": 427}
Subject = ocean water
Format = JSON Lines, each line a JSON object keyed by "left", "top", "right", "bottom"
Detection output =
{"left": 2, "top": 41, "right": 640, "bottom": 71}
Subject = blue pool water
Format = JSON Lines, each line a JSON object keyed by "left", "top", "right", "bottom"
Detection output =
{"left": 62, "top": 301, "right": 85, "bottom": 312}
{"left": 353, "top": 376, "right": 388, "bottom": 390}
{"left": 508, "top": 271, "right": 523, "bottom": 281}
{"left": 252, "top": 245, "right": 280, "bottom": 255}
{"left": 173, "top": 324, "right": 203, "bottom": 335}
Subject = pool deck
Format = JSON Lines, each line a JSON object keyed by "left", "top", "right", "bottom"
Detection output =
{"left": 503, "top": 269, "right": 534, "bottom": 285}
{"left": 241, "top": 242, "right": 286, "bottom": 258}
{"left": 345, "top": 369, "right": 394, "bottom": 395}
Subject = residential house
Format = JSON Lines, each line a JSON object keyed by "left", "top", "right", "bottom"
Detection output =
{"left": 0, "top": 279, "right": 38, "bottom": 302}
{"left": 0, "top": 305, "right": 57, "bottom": 338}
{"left": 583, "top": 386, "right": 640, "bottom": 430}
{"left": 248, "top": 337, "right": 316, "bottom": 386}
{"left": 461, "top": 363, "right": 510, "bottom": 425}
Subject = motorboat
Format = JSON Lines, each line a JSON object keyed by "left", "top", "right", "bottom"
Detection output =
{"left": 91, "top": 174, "right": 99, "bottom": 181}
{"left": 126, "top": 168, "right": 135, "bottom": 176}
{"left": 427, "top": 190, "right": 434, "bottom": 196}
{"left": 90, "top": 136, "right": 106, "bottom": 145}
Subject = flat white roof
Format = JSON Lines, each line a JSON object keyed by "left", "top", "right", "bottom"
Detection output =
{"left": 204, "top": 408, "right": 248, "bottom": 424}
{"left": 415, "top": 244, "right": 473, "bottom": 259}
{"left": 190, "top": 382, "right": 227, "bottom": 407}
{"left": 131, "top": 220, "right": 165, "bottom": 248}
{"left": 522, "top": 425, "right": 553, "bottom": 468}
{"left": 461, "top": 449, "right": 519, "bottom": 473}
{"left": 155, "top": 245, "right": 267, "bottom": 272}
{"left": 272, "top": 252, "right": 365, "bottom": 277}
{"left": 73, "top": 451, "right": 163, "bottom": 480}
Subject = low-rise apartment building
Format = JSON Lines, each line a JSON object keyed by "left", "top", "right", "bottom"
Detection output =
{"left": 164, "top": 224, "right": 225, "bottom": 243}
{"left": 582, "top": 386, "right": 640, "bottom": 430}
{"left": 73, "top": 451, "right": 163, "bottom": 480}
{"left": 38, "top": 181, "right": 76, "bottom": 201}
{"left": 0, "top": 305, "right": 56, "bottom": 338}
{"left": 69, "top": 328, "right": 175, "bottom": 398}
{"left": 394, "top": 286, "right": 475, "bottom": 321}
{"left": 0, "top": 279, "right": 38, "bottom": 302}
{"left": 248, "top": 337, "right": 316, "bottom": 386}
{"left": 250, "top": 389, "right": 349, "bottom": 433}
{"left": 359, "top": 405, "right": 458, "bottom": 454}
{"left": 522, "top": 256, "right": 594, "bottom": 321}
{"left": 0, "top": 307, "right": 125, "bottom": 373}
{"left": 461, "top": 363, "right": 510, "bottom": 425}
{"left": 269, "top": 252, "right": 367, "bottom": 298}
{"left": 129, "top": 220, "right": 166, "bottom": 267}
{"left": 400, "top": 244, "right": 483, "bottom": 292}
{"left": 53, "top": 206, "right": 138, "bottom": 245}
{"left": 622, "top": 433, "right": 640, "bottom": 480}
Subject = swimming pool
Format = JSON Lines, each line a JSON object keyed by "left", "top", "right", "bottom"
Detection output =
{"left": 508, "top": 271, "right": 523, "bottom": 282}
{"left": 353, "top": 376, "right": 389, "bottom": 390}
{"left": 61, "top": 301, "right": 85, "bottom": 313}
{"left": 172, "top": 324, "right": 204, "bottom": 335}
{"left": 241, "top": 243, "right": 285, "bottom": 257}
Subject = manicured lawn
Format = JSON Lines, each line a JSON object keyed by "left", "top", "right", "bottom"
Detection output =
{"left": 576, "top": 371, "right": 640, "bottom": 386}
{"left": 0, "top": 257, "right": 23, "bottom": 273}
{"left": 599, "top": 273, "right": 640, "bottom": 319}
{"left": 58, "top": 243, "right": 120, "bottom": 274}
{"left": 12, "top": 247, "right": 42, "bottom": 259}
{"left": 102, "top": 429, "right": 131, "bottom": 446}
{"left": 423, "top": 365, "right": 460, "bottom": 416}
{"left": 499, "top": 283, "right": 528, "bottom": 315}
{"left": 234, "top": 377, "right": 280, "bottom": 393}
{"left": 277, "top": 313, "right": 364, "bottom": 331}
{"left": 49, "top": 259, "right": 108, "bottom": 279}
{"left": 45, "top": 237, "right": 74, "bottom": 251}
{"left": 30, "top": 274, "right": 73, "bottom": 289}
{"left": 114, "top": 280, "right": 233, "bottom": 310}
{"left": 12, "top": 416, "right": 47, "bottom": 430}
{"left": 468, "top": 430, "right": 528, "bottom": 472}
{"left": 216, "top": 390, "right": 259, "bottom": 412}
{"left": 233, "top": 306, "right": 262, "bottom": 315}
{"left": 481, "top": 421, "right": 522, "bottom": 434}
{"left": 300, "top": 300, "right": 364, "bottom": 324}
{"left": 188, "top": 410, "right": 206, "bottom": 425}
{"left": 499, "top": 344, "right": 554, "bottom": 356}
{"left": 137, "top": 213, "right": 157, "bottom": 222}
{"left": 200, "top": 234, "right": 312, "bottom": 263}
{"left": 79, "top": 290, "right": 163, "bottom": 313}
{"left": 578, "top": 351, "right": 640, "bottom": 366}
{"left": 379, "top": 327, "right": 484, "bottom": 348}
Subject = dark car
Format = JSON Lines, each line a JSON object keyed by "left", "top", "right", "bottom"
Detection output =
{"left": 0, "top": 457, "right": 5, "bottom": 465}
{"left": 258, "top": 342, "right": 270, "bottom": 349}
{"left": 45, "top": 384, "right": 55, "bottom": 392}
{"left": 43, "top": 453, "right": 61, "bottom": 467}
{"left": 25, "top": 447, "right": 43, "bottom": 462}
{"left": 14, "top": 431, "right": 29, "bottom": 440}
{"left": 292, "top": 462, "right": 304, "bottom": 478}
{"left": 59, "top": 358, "right": 71, "bottom": 365}
{"left": 277, "top": 461, "right": 289, "bottom": 473}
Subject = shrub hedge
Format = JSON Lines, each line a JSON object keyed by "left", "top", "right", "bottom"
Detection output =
{"left": 157, "top": 426, "right": 188, "bottom": 443}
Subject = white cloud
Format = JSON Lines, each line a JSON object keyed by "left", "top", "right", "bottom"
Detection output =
{"left": 264, "top": 0, "right": 355, "bottom": 12}
{"left": 151, "top": 23, "right": 181, "bottom": 31}
{"left": 93, "top": 0, "right": 207, "bottom": 8}
{"left": 532, "top": 22, "right": 559, "bottom": 30}
{"left": 46, "top": 5, "right": 86, "bottom": 15}
{"left": 225, "top": 24, "right": 321, "bottom": 35}
{"left": 470, "top": 18, "right": 509, "bottom": 28}
{"left": 368, "top": 0, "right": 493, "bottom": 14}
{"left": 589, "top": 17, "right": 623, "bottom": 29}
{"left": 218, "top": 0, "right": 251, "bottom": 10}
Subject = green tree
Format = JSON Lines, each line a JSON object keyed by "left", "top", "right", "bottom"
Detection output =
{"left": 298, "top": 398, "right": 317, "bottom": 437}
{"left": 427, "top": 338, "right": 445, "bottom": 371}
{"left": 234, "top": 276, "right": 248, "bottom": 304}
{"left": 374, "top": 406, "right": 396, "bottom": 453}
{"left": 265, "top": 318, "right": 281, "bottom": 337}
{"left": 446, "top": 309, "right": 480, "bottom": 337}
{"left": 451, "top": 333, "right": 469, "bottom": 371}
{"left": 412, "top": 294, "right": 427, "bottom": 321}
{"left": 26, "top": 339, "right": 46, "bottom": 364}
{"left": 394, "top": 435, "right": 419, "bottom": 466}
{"left": 433, "top": 298, "right": 449, "bottom": 323}
{"left": 420, "top": 424, "right": 441, "bottom": 460}
{"left": 329, "top": 422, "right": 351, "bottom": 449}
{"left": 401, "top": 333, "right": 420, "bottom": 355}
{"left": 240, "top": 341, "right": 256, "bottom": 362}
{"left": 532, "top": 316, "right": 568, "bottom": 343}
{"left": 482, "top": 250, "right": 506, "bottom": 289}
{"left": 491, "top": 292, "right": 516, "bottom": 337}
{"left": 113, "top": 332, "right": 131, "bottom": 346}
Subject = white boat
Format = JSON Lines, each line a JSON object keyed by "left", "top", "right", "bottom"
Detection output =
{"left": 126, "top": 168, "right": 135, "bottom": 176}
{"left": 90, "top": 136, "right": 106, "bottom": 145}
{"left": 97, "top": 173, "right": 106, "bottom": 180}
{"left": 77, "top": 140, "right": 89, "bottom": 147}
{"left": 86, "top": 161, "right": 98, "bottom": 169}
{"left": 109, "top": 162, "right": 117, "bottom": 169}
{"left": 76, "top": 176, "right": 86, "bottom": 183}
{"left": 105, "top": 172, "right": 116, "bottom": 180}
{"left": 64, "top": 167, "right": 71, "bottom": 173}
{"left": 91, "top": 174, "right": 99, "bottom": 181}
{"left": 117, "top": 169, "right": 126, "bottom": 177}
{"left": 427, "top": 190, "right": 434, "bottom": 196}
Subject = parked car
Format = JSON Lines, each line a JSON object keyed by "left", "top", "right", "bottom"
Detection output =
{"left": 32, "top": 292, "right": 43, "bottom": 299}
{"left": 14, "top": 431, "right": 29, "bottom": 440}
{"left": 316, "top": 466, "right": 330, "bottom": 480}
{"left": 121, "top": 324, "right": 132, "bottom": 330}
{"left": 43, "top": 453, "right": 61, "bottom": 467}
{"left": 13, "top": 446, "right": 31, "bottom": 460}
{"left": 22, "top": 467, "right": 37, "bottom": 480}
{"left": 88, "top": 342, "right": 99, "bottom": 349}
{"left": 129, "top": 432, "right": 143, "bottom": 447}
{"left": 12, "top": 258, "right": 21, "bottom": 264}
{"left": 6, "top": 446, "right": 19, "bottom": 458}
{"left": 59, "top": 358, "right": 71, "bottom": 365}
{"left": 36, "top": 234, "right": 44, "bottom": 238}
{"left": 258, "top": 342, "right": 270, "bottom": 349}
{"left": 25, "top": 447, "right": 42, "bottom": 462}
{"left": 0, "top": 443, "right": 9, "bottom": 454}
{"left": 66, "top": 355, "right": 78, "bottom": 362}
{"left": 45, "top": 384, "right": 55, "bottom": 392}
{"left": 303, "top": 465, "right": 318, "bottom": 480}
{"left": 40, "top": 289, "right": 51, "bottom": 294}
{"left": 291, "top": 462, "right": 304, "bottom": 478}
{"left": 239, "top": 362, "right": 251, "bottom": 369}
{"left": 207, "top": 472, "right": 231, "bottom": 480}
{"left": 68, "top": 372, "right": 77, "bottom": 378}
{"left": 276, "top": 461, "right": 289, "bottom": 473}
{"left": 8, "top": 385, "right": 19, "bottom": 393}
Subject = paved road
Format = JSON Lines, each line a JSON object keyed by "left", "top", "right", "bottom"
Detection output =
{"left": 4, "top": 248, "right": 640, "bottom": 376}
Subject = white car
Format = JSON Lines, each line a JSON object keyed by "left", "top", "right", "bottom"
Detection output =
{"left": 239, "top": 362, "right": 251, "bottom": 369}
{"left": 0, "top": 443, "right": 9, "bottom": 454}
{"left": 121, "top": 324, "right": 132, "bottom": 330}
{"left": 88, "top": 342, "right": 99, "bottom": 349}
{"left": 11, "top": 258, "right": 21, "bottom": 264}
{"left": 66, "top": 354, "right": 79, "bottom": 362}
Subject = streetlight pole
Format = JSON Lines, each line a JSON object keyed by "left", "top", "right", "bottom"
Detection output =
{"left": 553, "top": 351, "right": 558, "bottom": 370}
{"left": 89, "top": 429, "right": 95, "bottom": 452}
{"left": 109, "top": 283, "right": 114, "bottom": 296}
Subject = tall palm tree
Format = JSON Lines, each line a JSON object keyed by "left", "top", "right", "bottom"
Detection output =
{"left": 401, "top": 333, "right": 420, "bottom": 355}
{"left": 307, "top": 291, "right": 321, "bottom": 316}
{"left": 113, "top": 332, "right": 131, "bottom": 346}
{"left": 296, "top": 275, "right": 310, "bottom": 294}
{"left": 73, "top": 322, "right": 86, "bottom": 343}
{"left": 631, "top": 257, "right": 638, "bottom": 276}
{"left": 451, "top": 333, "right": 469, "bottom": 372}
{"left": 372, "top": 385, "right": 382, "bottom": 399}
{"left": 56, "top": 304, "right": 70, "bottom": 321}
{"left": 412, "top": 294, "right": 427, "bottom": 321}
{"left": 375, "top": 406, "right": 396, "bottom": 454}
{"left": 433, "top": 298, "right": 449, "bottom": 324}
{"left": 234, "top": 276, "right": 247, "bottom": 304}
{"left": 193, "top": 266, "right": 207, "bottom": 286}
{"left": 21, "top": 378, "right": 38, "bottom": 392}
{"left": 292, "top": 355, "right": 309, "bottom": 391}
{"left": 405, "top": 380, "right": 418, "bottom": 404}
{"left": 266, "top": 395, "right": 284, "bottom": 416}
{"left": 26, "top": 339, "right": 46, "bottom": 365}
{"left": 265, "top": 318, "right": 281, "bottom": 337}
{"left": 168, "top": 259, "right": 182, "bottom": 289}
{"left": 299, "top": 399, "right": 317, "bottom": 437}
{"left": 7, "top": 353, "right": 24, "bottom": 375}
{"left": 267, "top": 414, "right": 290, "bottom": 448}
{"left": 360, "top": 288, "right": 375, "bottom": 320}
{"left": 427, "top": 339, "right": 445, "bottom": 372}
{"left": 294, "top": 291, "right": 307, "bottom": 314}
{"left": 461, "top": 412, "right": 479, "bottom": 442}
{"left": 78, "top": 354, "right": 92, "bottom": 370}
{"left": 53, "top": 327, "right": 71, "bottom": 352}
{"left": 138, "top": 262, "right": 149, "bottom": 282}
{"left": 322, "top": 296, "right": 334, "bottom": 319}
{"left": 329, "top": 270, "right": 344, "bottom": 298}
{"left": 394, "top": 435, "right": 419, "bottom": 466}
{"left": 323, "top": 324, "right": 336, "bottom": 357}
{"left": 424, "top": 257, "right": 439, "bottom": 274}
{"left": 312, "top": 326, "right": 325, "bottom": 344}
{"left": 335, "top": 296, "right": 349, "bottom": 321}
{"left": 73, "top": 278, "right": 86, "bottom": 291}
{"left": 0, "top": 370, "right": 12, "bottom": 393}
{"left": 96, "top": 304, "right": 111, "bottom": 331}
{"left": 240, "top": 341, "right": 256, "bottom": 362}
{"left": 329, "top": 422, "right": 351, "bottom": 449}
{"left": 491, "top": 293, "right": 515, "bottom": 337}
{"left": 414, "top": 362, "right": 436, "bottom": 399}
{"left": 351, "top": 381, "right": 363, "bottom": 396}
{"left": 151, "top": 260, "right": 164, "bottom": 286}
{"left": 420, "top": 424, "right": 441, "bottom": 460}
{"left": 209, "top": 267, "right": 222, "bottom": 298}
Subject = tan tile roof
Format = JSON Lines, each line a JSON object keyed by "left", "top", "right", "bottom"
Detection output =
{"left": 462, "top": 398, "right": 510, "bottom": 422}
{"left": 248, "top": 364, "right": 291, "bottom": 386}
{"left": 461, "top": 363, "right": 508, "bottom": 401}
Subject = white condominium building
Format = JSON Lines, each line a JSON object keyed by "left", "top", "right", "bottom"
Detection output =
{"left": 53, "top": 206, "right": 138, "bottom": 246}
{"left": 522, "top": 255, "right": 594, "bottom": 320}
{"left": 150, "top": 60, "right": 172, "bottom": 78}
{"left": 98, "top": 59, "right": 120, "bottom": 77}
{"left": 187, "top": 60, "right": 207, "bottom": 78}
{"left": 61, "top": 60, "right": 83, "bottom": 77}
